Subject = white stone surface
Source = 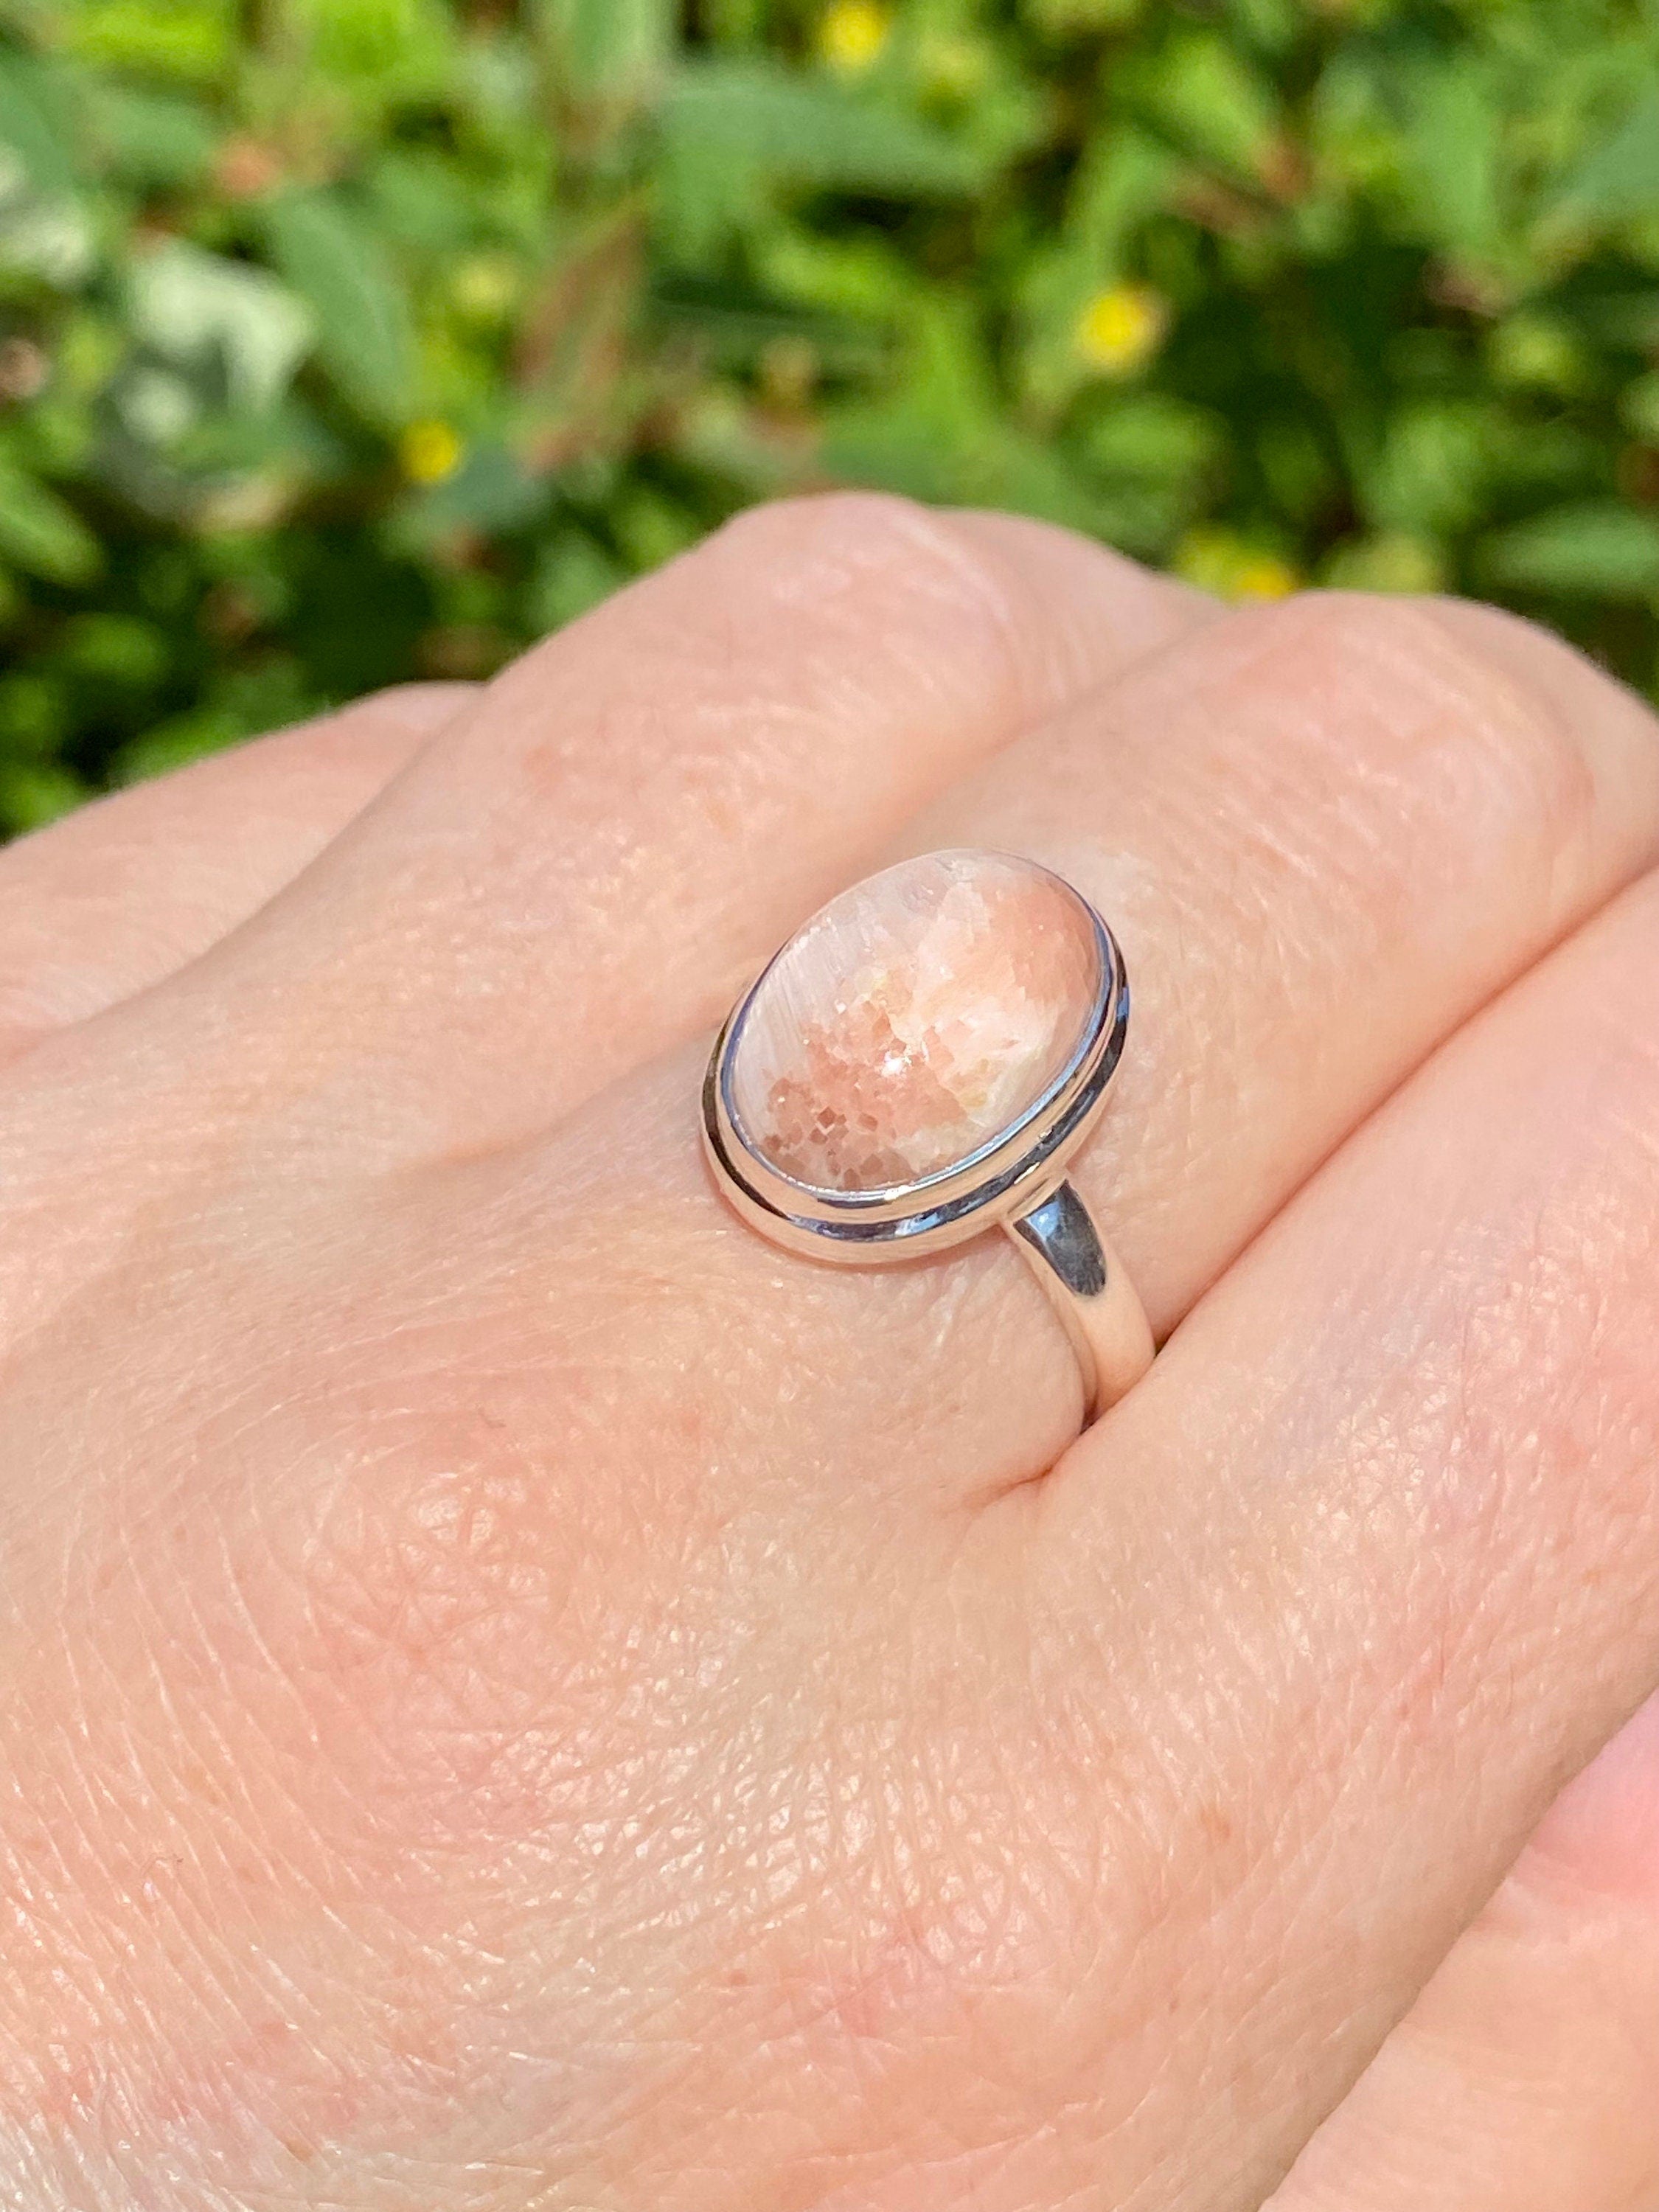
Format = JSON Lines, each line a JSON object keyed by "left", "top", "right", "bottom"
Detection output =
{"left": 728, "top": 850, "right": 1100, "bottom": 1193}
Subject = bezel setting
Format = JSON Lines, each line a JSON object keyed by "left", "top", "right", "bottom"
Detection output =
{"left": 701, "top": 863, "right": 1130, "bottom": 1265}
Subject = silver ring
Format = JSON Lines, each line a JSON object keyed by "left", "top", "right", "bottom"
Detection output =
{"left": 701, "top": 849, "right": 1154, "bottom": 1425}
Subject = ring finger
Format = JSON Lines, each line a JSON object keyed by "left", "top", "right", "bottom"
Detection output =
{"left": 493, "top": 587, "right": 1659, "bottom": 1489}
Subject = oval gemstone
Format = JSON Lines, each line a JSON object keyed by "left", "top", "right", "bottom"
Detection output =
{"left": 725, "top": 850, "right": 1102, "bottom": 1194}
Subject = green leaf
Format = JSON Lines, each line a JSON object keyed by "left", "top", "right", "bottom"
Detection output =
{"left": 260, "top": 191, "right": 416, "bottom": 425}
{"left": 1551, "top": 86, "right": 1659, "bottom": 226}
{"left": 1082, "top": 393, "right": 1222, "bottom": 483}
{"left": 821, "top": 296, "right": 1119, "bottom": 535}
{"left": 113, "top": 709, "right": 248, "bottom": 782}
{"left": 0, "top": 671, "right": 65, "bottom": 754}
{"left": 0, "top": 47, "right": 77, "bottom": 199}
{"left": 58, "top": 1, "right": 234, "bottom": 86}
{"left": 114, "top": 664, "right": 325, "bottom": 785}
{"left": 1589, "top": 292, "right": 1659, "bottom": 350}
{"left": 0, "top": 461, "right": 101, "bottom": 585}
{"left": 662, "top": 60, "right": 983, "bottom": 198}
{"left": 1321, "top": 532, "right": 1447, "bottom": 595}
{"left": 1403, "top": 60, "right": 1503, "bottom": 265}
{"left": 84, "top": 82, "right": 216, "bottom": 188}
{"left": 1621, "top": 372, "right": 1659, "bottom": 444}
{"left": 1479, "top": 502, "right": 1659, "bottom": 600}
{"left": 52, "top": 612, "right": 170, "bottom": 689}
{"left": 1361, "top": 402, "right": 1493, "bottom": 537}
{"left": 532, "top": 0, "right": 673, "bottom": 109}
{"left": 291, "top": 0, "right": 426, "bottom": 75}
{"left": 1068, "top": 126, "right": 1179, "bottom": 270}
{"left": 0, "top": 760, "right": 87, "bottom": 832}
{"left": 0, "top": 195, "right": 96, "bottom": 288}
{"left": 1138, "top": 29, "right": 1281, "bottom": 183}
{"left": 366, "top": 149, "right": 484, "bottom": 254}
{"left": 400, "top": 442, "right": 552, "bottom": 536}
{"left": 5, "top": 0, "right": 1659, "bottom": 821}
{"left": 525, "top": 529, "right": 627, "bottom": 633}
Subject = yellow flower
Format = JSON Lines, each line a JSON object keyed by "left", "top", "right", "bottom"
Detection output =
{"left": 1322, "top": 532, "right": 1446, "bottom": 596}
{"left": 818, "top": 0, "right": 891, "bottom": 74}
{"left": 919, "top": 32, "right": 989, "bottom": 98}
{"left": 1074, "top": 284, "right": 1169, "bottom": 377}
{"left": 1229, "top": 552, "right": 1299, "bottom": 600}
{"left": 451, "top": 255, "right": 520, "bottom": 324}
{"left": 1174, "top": 526, "right": 1300, "bottom": 602}
{"left": 400, "top": 420, "right": 464, "bottom": 486}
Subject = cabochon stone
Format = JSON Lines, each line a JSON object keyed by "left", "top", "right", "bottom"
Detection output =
{"left": 727, "top": 850, "right": 1101, "bottom": 1194}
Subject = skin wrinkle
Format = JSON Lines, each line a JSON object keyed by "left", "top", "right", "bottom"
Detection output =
{"left": 18, "top": 1354, "right": 553, "bottom": 2168}
{"left": 1270, "top": 1842, "right": 1659, "bottom": 2210}
{"left": 21, "top": 1637, "right": 400, "bottom": 2168}
{"left": 0, "top": 686, "right": 479, "bottom": 1058}
{"left": 1133, "top": 898, "right": 1659, "bottom": 2212}
{"left": 6, "top": 1265, "right": 1628, "bottom": 2194}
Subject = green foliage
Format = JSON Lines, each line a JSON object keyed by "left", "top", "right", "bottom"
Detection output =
{"left": 1, "top": 0, "right": 1659, "bottom": 830}
{"left": 260, "top": 188, "right": 417, "bottom": 422}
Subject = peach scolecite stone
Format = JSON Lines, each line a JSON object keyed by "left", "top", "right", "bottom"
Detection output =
{"left": 726, "top": 851, "right": 1102, "bottom": 1194}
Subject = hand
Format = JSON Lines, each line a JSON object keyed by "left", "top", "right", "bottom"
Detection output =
{"left": 0, "top": 495, "right": 1656, "bottom": 2211}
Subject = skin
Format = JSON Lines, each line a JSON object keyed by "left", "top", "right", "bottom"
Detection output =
{"left": 0, "top": 493, "right": 1655, "bottom": 2208}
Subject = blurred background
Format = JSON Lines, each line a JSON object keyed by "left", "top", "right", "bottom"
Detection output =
{"left": 0, "top": 0, "right": 1657, "bottom": 831}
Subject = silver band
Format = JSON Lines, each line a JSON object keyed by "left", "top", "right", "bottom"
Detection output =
{"left": 1006, "top": 1179, "right": 1155, "bottom": 1422}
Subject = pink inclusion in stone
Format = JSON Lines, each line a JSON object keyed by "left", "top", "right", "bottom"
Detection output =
{"left": 727, "top": 851, "right": 1102, "bottom": 1194}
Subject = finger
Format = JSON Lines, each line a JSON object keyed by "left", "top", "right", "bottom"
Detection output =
{"left": 0, "top": 684, "right": 474, "bottom": 1057}
{"left": 131, "top": 494, "right": 1207, "bottom": 1156}
{"left": 488, "top": 590, "right": 1659, "bottom": 1500}
{"left": 1270, "top": 1692, "right": 1659, "bottom": 2212}
{"left": 1020, "top": 866, "right": 1659, "bottom": 2211}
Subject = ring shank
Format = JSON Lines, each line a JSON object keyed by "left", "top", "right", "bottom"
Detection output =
{"left": 1006, "top": 1180, "right": 1154, "bottom": 1423}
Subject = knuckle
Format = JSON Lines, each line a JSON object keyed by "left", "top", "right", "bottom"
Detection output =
{"left": 355, "top": 678, "right": 479, "bottom": 725}
{"left": 1222, "top": 589, "right": 1605, "bottom": 881}
{"left": 704, "top": 490, "right": 1042, "bottom": 685}
{"left": 1408, "top": 596, "right": 1608, "bottom": 845}
{"left": 709, "top": 488, "right": 978, "bottom": 592}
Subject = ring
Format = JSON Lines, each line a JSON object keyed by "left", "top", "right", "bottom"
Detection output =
{"left": 702, "top": 849, "right": 1155, "bottom": 1425}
